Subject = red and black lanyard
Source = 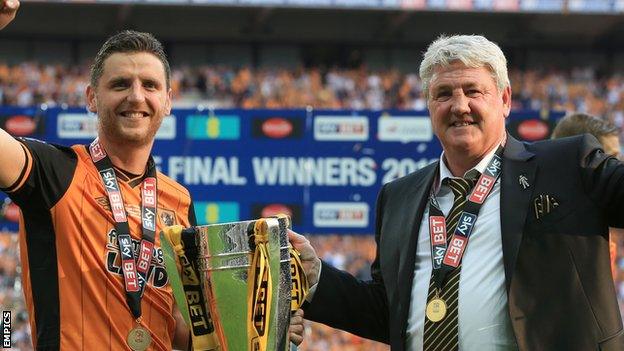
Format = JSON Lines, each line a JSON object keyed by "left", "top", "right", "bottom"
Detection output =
{"left": 89, "top": 138, "right": 157, "bottom": 319}
{"left": 428, "top": 145, "right": 504, "bottom": 292}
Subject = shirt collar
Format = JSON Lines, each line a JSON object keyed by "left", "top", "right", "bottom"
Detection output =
{"left": 436, "top": 141, "right": 503, "bottom": 195}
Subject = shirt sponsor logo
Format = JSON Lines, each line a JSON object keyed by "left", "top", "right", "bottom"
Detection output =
{"left": 194, "top": 201, "right": 240, "bottom": 225}
{"left": 2, "top": 115, "right": 41, "bottom": 136}
{"left": 252, "top": 117, "right": 303, "bottom": 139}
{"left": 378, "top": 116, "right": 432, "bottom": 143}
{"left": 186, "top": 115, "right": 240, "bottom": 140}
{"left": 314, "top": 116, "right": 369, "bottom": 141}
{"left": 106, "top": 229, "right": 168, "bottom": 289}
{"left": 313, "top": 202, "right": 369, "bottom": 228}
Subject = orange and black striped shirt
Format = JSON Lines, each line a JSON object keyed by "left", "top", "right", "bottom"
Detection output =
{"left": 2, "top": 138, "right": 196, "bottom": 350}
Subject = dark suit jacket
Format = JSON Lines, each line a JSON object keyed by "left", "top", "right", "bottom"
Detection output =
{"left": 305, "top": 134, "right": 624, "bottom": 351}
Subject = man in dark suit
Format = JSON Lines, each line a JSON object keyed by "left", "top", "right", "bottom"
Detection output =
{"left": 290, "top": 35, "right": 624, "bottom": 351}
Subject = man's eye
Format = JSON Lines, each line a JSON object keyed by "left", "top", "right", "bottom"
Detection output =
{"left": 466, "top": 89, "right": 481, "bottom": 96}
{"left": 435, "top": 91, "right": 451, "bottom": 100}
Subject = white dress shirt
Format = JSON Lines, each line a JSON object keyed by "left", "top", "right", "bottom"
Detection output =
{"left": 405, "top": 146, "right": 518, "bottom": 351}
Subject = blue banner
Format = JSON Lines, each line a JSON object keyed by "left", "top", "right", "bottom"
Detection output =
{"left": 0, "top": 107, "right": 564, "bottom": 234}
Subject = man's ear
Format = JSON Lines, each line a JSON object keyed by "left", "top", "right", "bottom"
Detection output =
{"left": 86, "top": 84, "right": 97, "bottom": 113}
{"left": 502, "top": 85, "right": 512, "bottom": 118}
{"left": 165, "top": 88, "right": 173, "bottom": 116}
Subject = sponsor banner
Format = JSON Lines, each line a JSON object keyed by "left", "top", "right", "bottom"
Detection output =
{"left": 0, "top": 199, "right": 20, "bottom": 223}
{"left": 313, "top": 202, "right": 369, "bottom": 228}
{"left": 251, "top": 203, "right": 303, "bottom": 225}
{"left": 58, "top": 113, "right": 97, "bottom": 138}
{"left": 186, "top": 115, "right": 240, "bottom": 140}
{"left": 58, "top": 114, "right": 175, "bottom": 140}
{"left": 194, "top": 201, "right": 240, "bottom": 225}
{"left": 0, "top": 107, "right": 564, "bottom": 234}
{"left": 0, "top": 114, "right": 45, "bottom": 137}
{"left": 156, "top": 116, "right": 177, "bottom": 140}
{"left": 507, "top": 117, "right": 556, "bottom": 142}
{"left": 378, "top": 116, "right": 432, "bottom": 143}
{"left": 252, "top": 117, "right": 304, "bottom": 139}
{"left": 314, "top": 115, "right": 369, "bottom": 141}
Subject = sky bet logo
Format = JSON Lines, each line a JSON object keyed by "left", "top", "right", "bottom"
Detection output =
{"left": 186, "top": 115, "right": 240, "bottom": 140}
{"left": 2, "top": 311, "right": 10, "bottom": 348}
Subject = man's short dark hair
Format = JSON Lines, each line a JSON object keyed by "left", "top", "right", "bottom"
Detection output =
{"left": 551, "top": 112, "right": 619, "bottom": 140}
{"left": 90, "top": 30, "right": 171, "bottom": 89}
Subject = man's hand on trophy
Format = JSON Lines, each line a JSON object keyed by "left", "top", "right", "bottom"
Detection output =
{"left": 288, "top": 230, "right": 321, "bottom": 287}
{"left": 288, "top": 309, "right": 305, "bottom": 346}
{"left": 0, "top": 0, "right": 19, "bottom": 30}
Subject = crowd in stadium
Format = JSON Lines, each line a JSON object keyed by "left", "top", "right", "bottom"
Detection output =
{"left": 1, "top": 62, "right": 624, "bottom": 124}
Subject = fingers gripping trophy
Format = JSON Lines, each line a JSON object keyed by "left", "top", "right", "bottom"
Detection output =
{"left": 160, "top": 214, "right": 309, "bottom": 351}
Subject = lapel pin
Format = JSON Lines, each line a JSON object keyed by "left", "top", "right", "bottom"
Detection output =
{"left": 519, "top": 175, "right": 530, "bottom": 189}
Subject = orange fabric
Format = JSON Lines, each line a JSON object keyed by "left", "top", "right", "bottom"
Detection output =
{"left": 19, "top": 145, "right": 193, "bottom": 350}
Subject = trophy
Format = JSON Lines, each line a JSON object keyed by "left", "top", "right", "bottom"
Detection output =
{"left": 160, "top": 214, "right": 308, "bottom": 351}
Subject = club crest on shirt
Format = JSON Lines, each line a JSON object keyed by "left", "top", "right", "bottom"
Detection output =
{"left": 105, "top": 228, "right": 168, "bottom": 289}
{"left": 159, "top": 209, "right": 176, "bottom": 226}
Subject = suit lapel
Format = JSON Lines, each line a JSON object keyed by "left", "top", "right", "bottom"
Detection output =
{"left": 500, "top": 135, "right": 536, "bottom": 292}
{"left": 397, "top": 162, "right": 438, "bottom": 333}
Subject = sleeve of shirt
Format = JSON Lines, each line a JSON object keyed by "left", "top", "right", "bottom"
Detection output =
{"left": 0, "top": 138, "right": 77, "bottom": 210}
{"left": 188, "top": 200, "right": 198, "bottom": 227}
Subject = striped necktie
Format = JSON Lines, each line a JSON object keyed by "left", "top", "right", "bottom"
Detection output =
{"left": 423, "top": 176, "right": 476, "bottom": 351}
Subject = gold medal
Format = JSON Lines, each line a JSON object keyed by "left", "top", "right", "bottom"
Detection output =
{"left": 426, "top": 298, "right": 447, "bottom": 322}
{"left": 127, "top": 326, "right": 152, "bottom": 351}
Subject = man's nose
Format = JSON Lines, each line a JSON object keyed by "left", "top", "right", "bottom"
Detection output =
{"left": 127, "top": 82, "right": 145, "bottom": 103}
{"left": 450, "top": 93, "right": 470, "bottom": 116}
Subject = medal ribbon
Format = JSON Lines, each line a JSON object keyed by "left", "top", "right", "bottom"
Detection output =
{"left": 89, "top": 138, "right": 157, "bottom": 319}
{"left": 428, "top": 145, "right": 504, "bottom": 292}
{"left": 248, "top": 219, "right": 273, "bottom": 351}
{"left": 161, "top": 225, "right": 219, "bottom": 350}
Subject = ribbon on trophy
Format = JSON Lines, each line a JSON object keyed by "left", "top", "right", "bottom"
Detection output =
{"left": 161, "top": 225, "right": 219, "bottom": 350}
{"left": 269, "top": 213, "right": 308, "bottom": 313}
{"left": 289, "top": 246, "right": 308, "bottom": 312}
{"left": 248, "top": 219, "right": 273, "bottom": 351}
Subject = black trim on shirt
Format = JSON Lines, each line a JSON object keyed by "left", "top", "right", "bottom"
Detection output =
{"left": 1, "top": 143, "right": 30, "bottom": 193}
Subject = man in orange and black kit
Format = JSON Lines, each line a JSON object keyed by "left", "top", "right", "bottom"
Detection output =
{"left": 0, "top": 3, "right": 304, "bottom": 349}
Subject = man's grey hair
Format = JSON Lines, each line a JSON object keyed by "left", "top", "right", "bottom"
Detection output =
{"left": 419, "top": 35, "right": 510, "bottom": 99}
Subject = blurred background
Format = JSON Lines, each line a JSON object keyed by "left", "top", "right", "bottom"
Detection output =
{"left": 3, "top": 0, "right": 624, "bottom": 349}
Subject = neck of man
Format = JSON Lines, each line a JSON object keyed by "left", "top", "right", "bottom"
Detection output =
{"left": 443, "top": 132, "right": 506, "bottom": 177}
{"left": 97, "top": 135, "right": 153, "bottom": 175}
